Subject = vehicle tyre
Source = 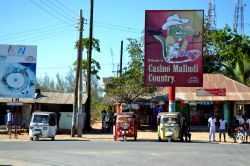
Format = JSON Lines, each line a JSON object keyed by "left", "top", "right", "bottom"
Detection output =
{"left": 236, "top": 133, "right": 244, "bottom": 144}
{"left": 167, "top": 137, "right": 171, "bottom": 142}
{"left": 114, "top": 136, "right": 117, "bottom": 141}
{"left": 134, "top": 136, "right": 137, "bottom": 141}
{"left": 158, "top": 136, "right": 162, "bottom": 142}
{"left": 51, "top": 137, "right": 55, "bottom": 141}
{"left": 35, "top": 136, "right": 39, "bottom": 141}
{"left": 30, "top": 137, "right": 33, "bottom": 141}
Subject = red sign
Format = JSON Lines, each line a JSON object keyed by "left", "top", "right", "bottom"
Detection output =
{"left": 144, "top": 10, "right": 204, "bottom": 87}
{"left": 196, "top": 89, "right": 226, "bottom": 96}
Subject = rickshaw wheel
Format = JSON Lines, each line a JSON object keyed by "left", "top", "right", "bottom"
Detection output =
{"left": 158, "top": 136, "right": 162, "bottom": 142}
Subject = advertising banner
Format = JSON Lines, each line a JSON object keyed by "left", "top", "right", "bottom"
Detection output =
{"left": 0, "top": 45, "right": 37, "bottom": 98}
{"left": 144, "top": 10, "right": 203, "bottom": 87}
{"left": 196, "top": 88, "right": 226, "bottom": 96}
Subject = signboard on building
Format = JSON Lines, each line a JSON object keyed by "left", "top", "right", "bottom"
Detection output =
{"left": 144, "top": 10, "right": 204, "bottom": 87}
{"left": 196, "top": 88, "right": 226, "bottom": 96}
{"left": 0, "top": 45, "right": 37, "bottom": 98}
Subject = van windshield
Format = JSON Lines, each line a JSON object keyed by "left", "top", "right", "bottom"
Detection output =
{"left": 32, "top": 115, "right": 48, "bottom": 124}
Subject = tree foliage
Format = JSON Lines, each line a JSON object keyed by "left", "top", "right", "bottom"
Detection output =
{"left": 104, "top": 37, "right": 156, "bottom": 103}
{"left": 36, "top": 68, "right": 75, "bottom": 93}
{"left": 203, "top": 25, "right": 250, "bottom": 74}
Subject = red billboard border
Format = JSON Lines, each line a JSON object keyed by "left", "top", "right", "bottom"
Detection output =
{"left": 144, "top": 10, "right": 204, "bottom": 87}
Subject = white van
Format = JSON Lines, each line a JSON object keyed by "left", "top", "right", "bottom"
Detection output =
{"left": 29, "top": 112, "right": 57, "bottom": 141}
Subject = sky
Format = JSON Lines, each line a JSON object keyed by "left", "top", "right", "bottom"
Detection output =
{"left": 0, "top": 0, "right": 250, "bottom": 85}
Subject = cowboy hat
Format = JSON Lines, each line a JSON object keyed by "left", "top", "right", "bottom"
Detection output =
{"left": 162, "top": 14, "right": 190, "bottom": 30}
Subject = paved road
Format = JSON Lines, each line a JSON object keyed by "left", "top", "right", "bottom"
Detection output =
{"left": 0, "top": 141, "right": 249, "bottom": 166}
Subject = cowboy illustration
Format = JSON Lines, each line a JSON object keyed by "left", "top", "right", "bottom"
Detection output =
{"left": 148, "top": 14, "right": 201, "bottom": 63}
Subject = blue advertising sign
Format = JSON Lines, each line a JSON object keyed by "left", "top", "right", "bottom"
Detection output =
{"left": 0, "top": 45, "right": 37, "bottom": 98}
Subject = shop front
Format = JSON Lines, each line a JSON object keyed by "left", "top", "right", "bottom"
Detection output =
{"left": 174, "top": 74, "right": 250, "bottom": 126}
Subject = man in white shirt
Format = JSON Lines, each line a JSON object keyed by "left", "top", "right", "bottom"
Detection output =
{"left": 219, "top": 117, "right": 227, "bottom": 142}
{"left": 6, "top": 110, "right": 12, "bottom": 134}
{"left": 208, "top": 115, "right": 216, "bottom": 142}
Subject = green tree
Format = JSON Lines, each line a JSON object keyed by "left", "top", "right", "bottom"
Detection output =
{"left": 36, "top": 69, "right": 76, "bottom": 93}
{"left": 104, "top": 37, "right": 156, "bottom": 103}
{"left": 203, "top": 25, "right": 250, "bottom": 73}
{"left": 222, "top": 54, "right": 250, "bottom": 86}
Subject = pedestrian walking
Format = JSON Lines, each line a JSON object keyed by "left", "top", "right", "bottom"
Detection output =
{"left": 180, "top": 115, "right": 186, "bottom": 142}
{"left": 219, "top": 117, "right": 227, "bottom": 142}
{"left": 208, "top": 115, "right": 216, "bottom": 142}
{"left": 6, "top": 110, "right": 12, "bottom": 134}
{"left": 101, "top": 108, "right": 107, "bottom": 132}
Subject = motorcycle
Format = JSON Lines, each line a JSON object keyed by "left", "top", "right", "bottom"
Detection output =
{"left": 233, "top": 126, "right": 245, "bottom": 144}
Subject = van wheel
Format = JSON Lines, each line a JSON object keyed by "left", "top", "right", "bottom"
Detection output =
{"left": 51, "top": 137, "right": 55, "bottom": 141}
{"left": 30, "top": 137, "right": 33, "bottom": 141}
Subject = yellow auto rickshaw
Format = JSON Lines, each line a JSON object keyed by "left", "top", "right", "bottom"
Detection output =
{"left": 157, "top": 112, "right": 182, "bottom": 142}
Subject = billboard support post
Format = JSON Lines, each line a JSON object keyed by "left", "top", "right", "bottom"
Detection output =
{"left": 169, "top": 86, "right": 175, "bottom": 113}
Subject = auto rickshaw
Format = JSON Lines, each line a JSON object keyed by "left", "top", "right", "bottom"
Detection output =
{"left": 29, "top": 112, "right": 57, "bottom": 141}
{"left": 157, "top": 112, "right": 182, "bottom": 142}
{"left": 113, "top": 112, "right": 137, "bottom": 141}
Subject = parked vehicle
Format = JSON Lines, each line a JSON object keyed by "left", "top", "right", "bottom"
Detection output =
{"left": 113, "top": 112, "right": 137, "bottom": 141}
{"left": 233, "top": 126, "right": 248, "bottom": 144}
{"left": 29, "top": 112, "right": 57, "bottom": 141}
{"left": 157, "top": 112, "right": 182, "bottom": 142}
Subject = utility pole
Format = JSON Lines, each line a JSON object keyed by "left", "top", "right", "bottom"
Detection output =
{"left": 119, "top": 40, "right": 123, "bottom": 77}
{"left": 71, "top": 9, "right": 83, "bottom": 137}
{"left": 85, "top": 0, "right": 94, "bottom": 130}
{"left": 77, "top": 9, "right": 84, "bottom": 137}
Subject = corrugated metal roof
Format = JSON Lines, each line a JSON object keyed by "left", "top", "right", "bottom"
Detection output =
{"left": 0, "top": 92, "right": 87, "bottom": 104}
{"left": 162, "top": 73, "right": 250, "bottom": 101}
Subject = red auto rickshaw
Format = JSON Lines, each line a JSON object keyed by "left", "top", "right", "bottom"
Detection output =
{"left": 113, "top": 112, "right": 137, "bottom": 141}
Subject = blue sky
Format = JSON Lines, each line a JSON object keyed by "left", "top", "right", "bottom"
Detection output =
{"left": 0, "top": 0, "right": 249, "bottom": 84}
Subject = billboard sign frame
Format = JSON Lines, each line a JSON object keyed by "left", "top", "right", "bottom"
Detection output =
{"left": 144, "top": 10, "right": 204, "bottom": 87}
{"left": 0, "top": 45, "right": 37, "bottom": 98}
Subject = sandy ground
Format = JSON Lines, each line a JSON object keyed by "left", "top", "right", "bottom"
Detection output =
{"left": 0, "top": 121, "right": 242, "bottom": 144}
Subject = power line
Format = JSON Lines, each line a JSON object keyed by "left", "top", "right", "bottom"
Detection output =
{"left": 29, "top": 0, "right": 76, "bottom": 27}
{"left": 55, "top": 0, "right": 78, "bottom": 17}
{"left": 39, "top": 0, "right": 76, "bottom": 22}
{"left": 10, "top": 29, "right": 76, "bottom": 43}
{"left": 0, "top": 23, "right": 75, "bottom": 42}
{"left": 85, "top": 21, "right": 142, "bottom": 34}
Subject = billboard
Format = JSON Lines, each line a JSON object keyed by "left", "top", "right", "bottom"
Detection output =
{"left": 144, "top": 10, "right": 203, "bottom": 87}
{"left": 0, "top": 45, "right": 37, "bottom": 98}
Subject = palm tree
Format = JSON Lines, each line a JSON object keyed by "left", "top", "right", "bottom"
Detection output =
{"left": 222, "top": 54, "right": 250, "bottom": 86}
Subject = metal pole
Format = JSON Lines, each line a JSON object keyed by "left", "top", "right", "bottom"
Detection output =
{"left": 169, "top": 86, "right": 175, "bottom": 112}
